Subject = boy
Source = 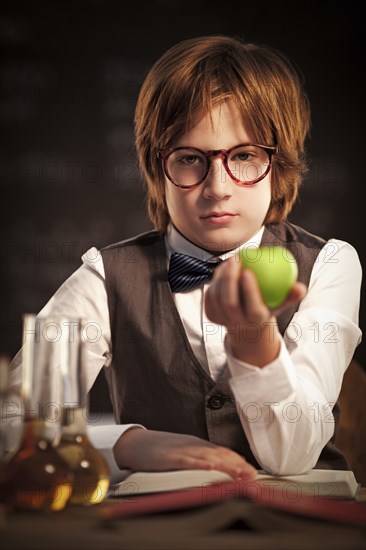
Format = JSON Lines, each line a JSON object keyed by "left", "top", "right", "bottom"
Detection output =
{"left": 9, "top": 36, "right": 362, "bottom": 483}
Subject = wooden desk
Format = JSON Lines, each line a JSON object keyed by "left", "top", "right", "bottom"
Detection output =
{"left": 1, "top": 495, "right": 365, "bottom": 550}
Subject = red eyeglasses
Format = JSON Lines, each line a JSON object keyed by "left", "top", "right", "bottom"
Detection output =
{"left": 157, "top": 143, "right": 278, "bottom": 188}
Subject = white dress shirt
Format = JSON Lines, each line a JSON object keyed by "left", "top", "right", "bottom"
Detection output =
{"left": 8, "top": 224, "right": 362, "bottom": 483}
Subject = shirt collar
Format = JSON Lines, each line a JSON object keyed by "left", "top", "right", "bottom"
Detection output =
{"left": 165, "top": 223, "right": 265, "bottom": 262}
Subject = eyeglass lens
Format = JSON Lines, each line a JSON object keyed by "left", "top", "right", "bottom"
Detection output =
{"left": 166, "top": 145, "right": 271, "bottom": 187}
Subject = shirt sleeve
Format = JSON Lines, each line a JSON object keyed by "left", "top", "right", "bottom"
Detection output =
{"left": 87, "top": 424, "right": 144, "bottom": 484}
{"left": 7, "top": 248, "right": 144, "bottom": 483}
{"left": 37, "top": 247, "right": 112, "bottom": 390}
{"left": 226, "top": 239, "right": 362, "bottom": 475}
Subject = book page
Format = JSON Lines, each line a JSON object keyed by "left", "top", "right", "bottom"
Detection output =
{"left": 109, "top": 468, "right": 359, "bottom": 499}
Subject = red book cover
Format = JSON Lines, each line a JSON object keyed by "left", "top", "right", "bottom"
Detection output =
{"left": 100, "top": 478, "right": 366, "bottom": 527}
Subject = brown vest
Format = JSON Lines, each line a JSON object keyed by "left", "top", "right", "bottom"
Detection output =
{"left": 101, "top": 222, "right": 347, "bottom": 469}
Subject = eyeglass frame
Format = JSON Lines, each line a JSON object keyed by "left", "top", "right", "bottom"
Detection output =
{"left": 157, "top": 143, "right": 279, "bottom": 189}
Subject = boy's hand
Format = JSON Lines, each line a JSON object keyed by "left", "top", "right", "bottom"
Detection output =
{"left": 205, "top": 257, "right": 307, "bottom": 366}
{"left": 113, "top": 427, "right": 257, "bottom": 480}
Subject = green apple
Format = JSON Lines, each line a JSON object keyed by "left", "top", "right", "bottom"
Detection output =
{"left": 239, "top": 246, "right": 298, "bottom": 308}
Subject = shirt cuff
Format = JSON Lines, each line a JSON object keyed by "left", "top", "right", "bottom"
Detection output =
{"left": 226, "top": 337, "right": 298, "bottom": 404}
{"left": 87, "top": 423, "right": 145, "bottom": 485}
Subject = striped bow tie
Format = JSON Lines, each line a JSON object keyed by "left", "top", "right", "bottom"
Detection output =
{"left": 168, "top": 252, "right": 222, "bottom": 293}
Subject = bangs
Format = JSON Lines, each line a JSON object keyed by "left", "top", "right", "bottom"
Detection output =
{"left": 157, "top": 50, "right": 276, "bottom": 150}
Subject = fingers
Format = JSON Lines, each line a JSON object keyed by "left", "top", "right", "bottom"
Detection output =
{"left": 169, "top": 434, "right": 257, "bottom": 479}
{"left": 218, "top": 257, "right": 243, "bottom": 316}
{"left": 270, "top": 281, "right": 307, "bottom": 317}
{"left": 156, "top": 453, "right": 216, "bottom": 472}
{"left": 172, "top": 446, "right": 257, "bottom": 480}
{"left": 116, "top": 429, "right": 257, "bottom": 481}
{"left": 205, "top": 257, "right": 243, "bottom": 325}
{"left": 289, "top": 281, "right": 307, "bottom": 302}
{"left": 239, "top": 269, "right": 269, "bottom": 324}
{"left": 206, "top": 257, "right": 272, "bottom": 327}
{"left": 206, "top": 255, "right": 308, "bottom": 328}
{"left": 200, "top": 449, "right": 257, "bottom": 480}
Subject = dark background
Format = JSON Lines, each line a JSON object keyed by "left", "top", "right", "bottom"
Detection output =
{"left": 1, "top": 0, "right": 365, "bottom": 410}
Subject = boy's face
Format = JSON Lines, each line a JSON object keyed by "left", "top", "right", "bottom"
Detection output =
{"left": 164, "top": 100, "right": 272, "bottom": 253}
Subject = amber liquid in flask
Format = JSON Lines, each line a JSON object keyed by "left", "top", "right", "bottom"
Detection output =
{"left": 0, "top": 315, "right": 72, "bottom": 511}
{"left": 57, "top": 408, "right": 110, "bottom": 505}
{"left": 0, "top": 418, "right": 72, "bottom": 511}
{"left": 55, "top": 318, "right": 110, "bottom": 505}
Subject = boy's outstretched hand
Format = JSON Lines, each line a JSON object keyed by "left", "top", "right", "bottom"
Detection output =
{"left": 113, "top": 427, "right": 257, "bottom": 480}
{"left": 205, "top": 256, "right": 307, "bottom": 367}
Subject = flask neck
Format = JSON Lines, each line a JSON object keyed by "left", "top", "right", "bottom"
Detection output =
{"left": 61, "top": 407, "right": 87, "bottom": 435}
{"left": 20, "top": 417, "right": 53, "bottom": 448}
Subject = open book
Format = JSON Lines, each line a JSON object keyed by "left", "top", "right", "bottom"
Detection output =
{"left": 110, "top": 468, "right": 360, "bottom": 500}
{"left": 103, "top": 469, "right": 365, "bottom": 526}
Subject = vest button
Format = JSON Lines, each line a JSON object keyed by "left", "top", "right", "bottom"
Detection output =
{"left": 207, "top": 395, "right": 225, "bottom": 410}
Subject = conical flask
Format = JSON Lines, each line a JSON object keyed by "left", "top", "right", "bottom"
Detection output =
{"left": 0, "top": 314, "right": 73, "bottom": 511}
{"left": 55, "top": 318, "right": 110, "bottom": 505}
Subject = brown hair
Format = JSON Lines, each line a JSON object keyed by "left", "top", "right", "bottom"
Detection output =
{"left": 134, "top": 35, "right": 310, "bottom": 233}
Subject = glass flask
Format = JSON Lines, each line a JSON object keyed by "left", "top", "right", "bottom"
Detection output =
{"left": 0, "top": 315, "right": 73, "bottom": 512}
{"left": 0, "top": 354, "right": 12, "bottom": 462}
{"left": 55, "top": 318, "right": 110, "bottom": 505}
